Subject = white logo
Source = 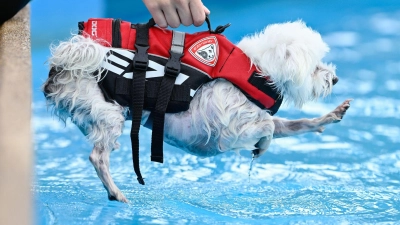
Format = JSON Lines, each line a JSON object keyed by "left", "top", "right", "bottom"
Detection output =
{"left": 91, "top": 21, "right": 97, "bottom": 37}
{"left": 188, "top": 36, "right": 219, "bottom": 67}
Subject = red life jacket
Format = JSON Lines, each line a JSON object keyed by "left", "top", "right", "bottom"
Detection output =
{"left": 79, "top": 18, "right": 283, "bottom": 114}
{"left": 77, "top": 18, "right": 283, "bottom": 185}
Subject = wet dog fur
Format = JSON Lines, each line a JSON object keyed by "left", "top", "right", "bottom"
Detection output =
{"left": 43, "top": 21, "right": 350, "bottom": 202}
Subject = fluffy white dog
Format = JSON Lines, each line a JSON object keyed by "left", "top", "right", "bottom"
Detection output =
{"left": 43, "top": 20, "right": 350, "bottom": 202}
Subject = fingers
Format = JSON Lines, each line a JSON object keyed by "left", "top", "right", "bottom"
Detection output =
{"left": 162, "top": 4, "right": 181, "bottom": 28}
{"left": 151, "top": 10, "right": 168, "bottom": 28}
{"left": 189, "top": 0, "right": 207, "bottom": 26}
{"left": 143, "top": 0, "right": 210, "bottom": 28}
{"left": 143, "top": 0, "right": 169, "bottom": 28}
{"left": 176, "top": 1, "right": 193, "bottom": 26}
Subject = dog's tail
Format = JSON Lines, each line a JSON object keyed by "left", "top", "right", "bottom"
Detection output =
{"left": 43, "top": 35, "right": 110, "bottom": 123}
{"left": 49, "top": 34, "right": 109, "bottom": 82}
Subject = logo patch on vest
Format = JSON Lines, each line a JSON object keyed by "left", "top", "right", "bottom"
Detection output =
{"left": 188, "top": 36, "right": 219, "bottom": 67}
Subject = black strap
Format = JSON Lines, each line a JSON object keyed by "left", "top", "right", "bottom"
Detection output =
{"left": 78, "top": 21, "right": 84, "bottom": 35}
{"left": 112, "top": 19, "right": 122, "bottom": 48}
{"left": 247, "top": 71, "right": 283, "bottom": 116}
{"left": 150, "top": 31, "right": 185, "bottom": 163}
{"left": 130, "top": 19, "right": 154, "bottom": 185}
{"left": 205, "top": 15, "right": 231, "bottom": 34}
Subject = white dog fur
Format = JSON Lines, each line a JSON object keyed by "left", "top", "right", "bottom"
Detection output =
{"left": 43, "top": 21, "right": 350, "bottom": 202}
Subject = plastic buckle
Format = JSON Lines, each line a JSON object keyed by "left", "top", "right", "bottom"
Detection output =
{"left": 133, "top": 44, "right": 149, "bottom": 71}
{"left": 164, "top": 51, "right": 183, "bottom": 78}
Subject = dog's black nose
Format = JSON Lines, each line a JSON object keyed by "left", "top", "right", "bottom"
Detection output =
{"left": 332, "top": 77, "right": 339, "bottom": 85}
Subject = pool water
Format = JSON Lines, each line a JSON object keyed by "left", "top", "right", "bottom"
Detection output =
{"left": 32, "top": 1, "right": 400, "bottom": 224}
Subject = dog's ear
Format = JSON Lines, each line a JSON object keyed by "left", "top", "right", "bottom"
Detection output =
{"left": 268, "top": 41, "right": 319, "bottom": 86}
{"left": 266, "top": 22, "right": 330, "bottom": 84}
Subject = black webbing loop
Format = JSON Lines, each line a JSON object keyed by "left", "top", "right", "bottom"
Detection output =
{"left": 150, "top": 31, "right": 185, "bottom": 163}
{"left": 205, "top": 16, "right": 212, "bottom": 33}
{"left": 130, "top": 19, "right": 154, "bottom": 185}
{"left": 205, "top": 15, "right": 231, "bottom": 34}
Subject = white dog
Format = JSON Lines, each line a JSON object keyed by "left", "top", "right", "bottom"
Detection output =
{"left": 42, "top": 20, "right": 350, "bottom": 203}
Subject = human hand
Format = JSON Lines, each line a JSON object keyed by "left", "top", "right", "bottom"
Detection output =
{"left": 143, "top": 0, "right": 210, "bottom": 28}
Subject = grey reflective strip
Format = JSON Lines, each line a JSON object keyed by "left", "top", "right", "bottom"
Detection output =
{"left": 171, "top": 31, "right": 185, "bottom": 54}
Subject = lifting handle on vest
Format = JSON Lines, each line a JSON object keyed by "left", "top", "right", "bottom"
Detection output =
{"left": 205, "top": 15, "right": 230, "bottom": 34}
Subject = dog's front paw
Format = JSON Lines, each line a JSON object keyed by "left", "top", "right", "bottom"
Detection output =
{"left": 316, "top": 126, "right": 325, "bottom": 133}
{"left": 330, "top": 99, "right": 352, "bottom": 123}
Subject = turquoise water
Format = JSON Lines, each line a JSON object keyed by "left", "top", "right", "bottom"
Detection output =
{"left": 32, "top": 1, "right": 400, "bottom": 224}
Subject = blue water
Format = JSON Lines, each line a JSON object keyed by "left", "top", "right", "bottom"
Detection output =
{"left": 32, "top": 1, "right": 400, "bottom": 224}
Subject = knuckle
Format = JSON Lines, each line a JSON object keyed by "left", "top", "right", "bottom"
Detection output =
{"left": 145, "top": 1, "right": 160, "bottom": 10}
{"left": 170, "top": 22, "right": 179, "bottom": 28}
{"left": 153, "top": 18, "right": 164, "bottom": 27}
{"left": 155, "top": 19, "right": 167, "bottom": 28}
{"left": 182, "top": 21, "right": 191, "bottom": 26}
{"left": 182, "top": 19, "right": 193, "bottom": 26}
{"left": 158, "top": 22, "right": 168, "bottom": 28}
{"left": 173, "top": 0, "right": 186, "bottom": 5}
{"left": 193, "top": 18, "right": 204, "bottom": 26}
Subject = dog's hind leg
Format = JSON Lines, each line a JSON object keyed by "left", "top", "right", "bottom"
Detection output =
{"left": 67, "top": 78, "right": 128, "bottom": 202}
{"left": 273, "top": 99, "right": 351, "bottom": 138}
{"left": 89, "top": 144, "right": 128, "bottom": 203}
{"left": 83, "top": 103, "right": 127, "bottom": 202}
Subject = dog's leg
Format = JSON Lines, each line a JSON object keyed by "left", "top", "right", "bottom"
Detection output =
{"left": 273, "top": 99, "right": 351, "bottom": 138}
{"left": 83, "top": 104, "right": 127, "bottom": 202}
{"left": 63, "top": 76, "right": 128, "bottom": 202}
{"left": 89, "top": 145, "right": 128, "bottom": 203}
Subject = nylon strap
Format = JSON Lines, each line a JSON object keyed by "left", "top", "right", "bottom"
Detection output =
{"left": 112, "top": 19, "right": 122, "bottom": 48}
{"left": 130, "top": 19, "right": 154, "bottom": 185}
{"left": 150, "top": 31, "right": 185, "bottom": 163}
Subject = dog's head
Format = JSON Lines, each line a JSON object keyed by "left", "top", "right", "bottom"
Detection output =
{"left": 197, "top": 44, "right": 215, "bottom": 60}
{"left": 237, "top": 21, "right": 338, "bottom": 108}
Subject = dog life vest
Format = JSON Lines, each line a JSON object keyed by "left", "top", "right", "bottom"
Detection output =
{"left": 78, "top": 18, "right": 283, "bottom": 185}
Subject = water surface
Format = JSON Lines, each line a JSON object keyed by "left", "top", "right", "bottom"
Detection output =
{"left": 32, "top": 1, "right": 400, "bottom": 224}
